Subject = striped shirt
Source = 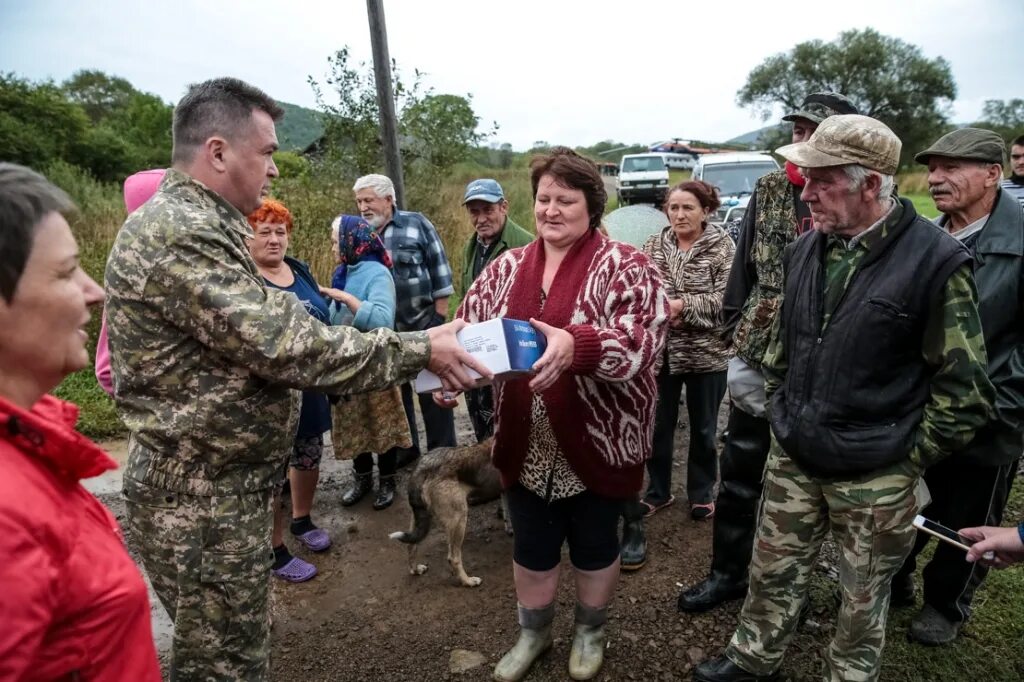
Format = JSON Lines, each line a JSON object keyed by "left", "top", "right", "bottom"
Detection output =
{"left": 1001, "top": 178, "right": 1024, "bottom": 208}
{"left": 379, "top": 210, "right": 454, "bottom": 331}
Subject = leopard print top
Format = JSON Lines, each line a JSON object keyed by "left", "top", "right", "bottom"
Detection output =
{"left": 518, "top": 285, "right": 586, "bottom": 501}
{"left": 519, "top": 394, "right": 586, "bottom": 501}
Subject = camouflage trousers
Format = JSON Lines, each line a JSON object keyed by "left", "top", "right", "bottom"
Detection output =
{"left": 725, "top": 439, "right": 924, "bottom": 682}
{"left": 123, "top": 477, "right": 275, "bottom": 681}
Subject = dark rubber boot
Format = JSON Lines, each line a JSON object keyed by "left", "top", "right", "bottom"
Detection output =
{"left": 341, "top": 472, "right": 373, "bottom": 507}
{"left": 373, "top": 475, "right": 396, "bottom": 510}
{"left": 620, "top": 498, "right": 647, "bottom": 572}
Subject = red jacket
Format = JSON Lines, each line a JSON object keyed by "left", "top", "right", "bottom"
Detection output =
{"left": 0, "top": 395, "right": 160, "bottom": 681}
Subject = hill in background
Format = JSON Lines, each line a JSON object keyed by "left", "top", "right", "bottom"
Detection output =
{"left": 727, "top": 123, "right": 786, "bottom": 147}
{"left": 276, "top": 101, "right": 324, "bottom": 151}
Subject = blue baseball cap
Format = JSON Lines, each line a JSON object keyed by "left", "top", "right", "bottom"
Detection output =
{"left": 463, "top": 178, "right": 505, "bottom": 204}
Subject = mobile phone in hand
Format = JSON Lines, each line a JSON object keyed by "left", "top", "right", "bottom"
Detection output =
{"left": 913, "top": 515, "right": 974, "bottom": 552}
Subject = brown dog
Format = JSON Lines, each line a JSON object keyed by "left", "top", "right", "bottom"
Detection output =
{"left": 389, "top": 437, "right": 509, "bottom": 587}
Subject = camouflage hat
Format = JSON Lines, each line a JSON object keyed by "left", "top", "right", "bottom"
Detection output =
{"left": 776, "top": 114, "right": 901, "bottom": 175}
{"left": 782, "top": 92, "right": 859, "bottom": 125}
{"left": 914, "top": 127, "right": 1007, "bottom": 166}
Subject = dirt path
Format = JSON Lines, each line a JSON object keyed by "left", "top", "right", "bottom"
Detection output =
{"left": 90, "top": 401, "right": 854, "bottom": 680}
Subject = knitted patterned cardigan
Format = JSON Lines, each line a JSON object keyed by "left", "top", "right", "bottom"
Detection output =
{"left": 457, "top": 230, "right": 669, "bottom": 498}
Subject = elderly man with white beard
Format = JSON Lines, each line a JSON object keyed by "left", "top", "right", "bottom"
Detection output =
{"left": 353, "top": 174, "right": 457, "bottom": 465}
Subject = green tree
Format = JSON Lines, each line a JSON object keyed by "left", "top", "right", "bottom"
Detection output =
{"left": 402, "top": 93, "right": 489, "bottom": 171}
{"left": 273, "top": 150, "right": 310, "bottom": 180}
{"left": 974, "top": 99, "right": 1024, "bottom": 142}
{"left": 63, "top": 70, "right": 173, "bottom": 173}
{"left": 308, "top": 47, "right": 493, "bottom": 212}
{"left": 0, "top": 73, "right": 90, "bottom": 168}
{"left": 737, "top": 28, "right": 957, "bottom": 167}
{"left": 63, "top": 69, "right": 136, "bottom": 123}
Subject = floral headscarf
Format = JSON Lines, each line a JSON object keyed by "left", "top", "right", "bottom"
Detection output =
{"left": 331, "top": 214, "right": 392, "bottom": 291}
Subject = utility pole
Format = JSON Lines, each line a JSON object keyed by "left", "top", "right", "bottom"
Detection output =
{"left": 366, "top": 0, "right": 405, "bottom": 209}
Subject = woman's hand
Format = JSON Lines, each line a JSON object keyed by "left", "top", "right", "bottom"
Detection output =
{"left": 319, "top": 286, "right": 361, "bottom": 312}
{"left": 432, "top": 390, "right": 461, "bottom": 409}
{"left": 528, "top": 318, "right": 575, "bottom": 393}
{"left": 668, "top": 298, "right": 685, "bottom": 328}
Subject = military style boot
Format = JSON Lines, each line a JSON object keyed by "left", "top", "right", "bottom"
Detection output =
{"left": 341, "top": 472, "right": 373, "bottom": 507}
{"left": 620, "top": 498, "right": 647, "bottom": 571}
{"left": 568, "top": 603, "right": 607, "bottom": 680}
{"left": 493, "top": 603, "right": 554, "bottom": 681}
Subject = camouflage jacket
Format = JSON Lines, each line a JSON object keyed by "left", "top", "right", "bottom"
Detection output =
{"left": 763, "top": 200, "right": 994, "bottom": 472}
{"left": 104, "top": 170, "right": 430, "bottom": 495}
{"left": 726, "top": 171, "right": 802, "bottom": 369}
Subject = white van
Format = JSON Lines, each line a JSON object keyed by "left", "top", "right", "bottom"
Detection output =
{"left": 617, "top": 153, "right": 670, "bottom": 206}
{"left": 692, "top": 152, "right": 779, "bottom": 217}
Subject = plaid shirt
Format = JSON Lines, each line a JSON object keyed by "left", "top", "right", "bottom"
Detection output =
{"left": 380, "top": 210, "right": 454, "bottom": 331}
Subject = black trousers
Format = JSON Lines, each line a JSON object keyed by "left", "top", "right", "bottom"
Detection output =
{"left": 465, "top": 386, "right": 494, "bottom": 443}
{"left": 352, "top": 448, "right": 398, "bottom": 477}
{"left": 400, "top": 382, "right": 457, "bottom": 452}
{"left": 895, "top": 454, "right": 1018, "bottom": 623}
{"left": 646, "top": 366, "right": 727, "bottom": 506}
{"left": 708, "top": 404, "right": 772, "bottom": 582}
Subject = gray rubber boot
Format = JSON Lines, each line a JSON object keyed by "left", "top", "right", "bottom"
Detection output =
{"left": 493, "top": 603, "right": 555, "bottom": 681}
{"left": 568, "top": 603, "right": 607, "bottom": 681}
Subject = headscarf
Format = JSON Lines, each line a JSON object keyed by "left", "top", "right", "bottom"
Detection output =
{"left": 330, "top": 214, "right": 392, "bottom": 291}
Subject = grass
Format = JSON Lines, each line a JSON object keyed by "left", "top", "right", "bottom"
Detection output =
{"left": 782, "top": 483, "right": 1024, "bottom": 681}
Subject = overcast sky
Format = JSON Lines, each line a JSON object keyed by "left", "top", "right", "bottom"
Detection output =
{"left": 2, "top": 0, "right": 1020, "bottom": 151}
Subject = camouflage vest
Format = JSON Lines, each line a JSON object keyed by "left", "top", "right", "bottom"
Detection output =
{"left": 733, "top": 170, "right": 800, "bottom": 368}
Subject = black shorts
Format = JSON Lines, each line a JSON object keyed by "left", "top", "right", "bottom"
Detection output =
{"left": 506, "top": 483, "right": 623, "bottom": 572}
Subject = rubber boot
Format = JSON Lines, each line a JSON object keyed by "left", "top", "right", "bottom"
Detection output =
{"left": 493, "top": 603, "right": 554, "bottom": 682}
{"left": 373, "top": 475, "right": 396, "bottom": 510}
{"left": 620, "top": 497, "right": 647, "bottom": 572}
{"left": 568, "top": 603, "right": 606, "bottom": 681}
{"left": 341, "top": 472, "right": 373, "bottom": 507}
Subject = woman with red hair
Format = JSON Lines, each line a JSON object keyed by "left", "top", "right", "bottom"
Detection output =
{"left": 246, "top": 198, "right": 331, "bottom": 583}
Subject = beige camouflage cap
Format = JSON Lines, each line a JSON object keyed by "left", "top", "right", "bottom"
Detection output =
{"left": 776, "top": 114, "right": 901, "bottom": 175}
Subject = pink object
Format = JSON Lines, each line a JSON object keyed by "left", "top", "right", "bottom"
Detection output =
{"left": 95, "top": 316, "right": 114, "bottom": 396}
{"left": 95, "top": 169, "right": 167, "bottom": 396}
{"left": 123, "top": 168, "right": 166, "bottom": 213}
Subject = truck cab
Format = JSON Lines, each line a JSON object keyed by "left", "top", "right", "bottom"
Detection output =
{"left": 617, "top": 153, "right": 670, "bottom": 206}
{"left": 692, "top": 152, "right": 779, "bottom": 216}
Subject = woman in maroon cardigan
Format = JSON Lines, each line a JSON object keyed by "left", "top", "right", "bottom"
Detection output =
{"left": 440, "top": 148, "right": 668, "bottom": 681}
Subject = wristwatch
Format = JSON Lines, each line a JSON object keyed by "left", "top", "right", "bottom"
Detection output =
{"left": 1017, "top": 520, "right": 1024, "bottom": 545}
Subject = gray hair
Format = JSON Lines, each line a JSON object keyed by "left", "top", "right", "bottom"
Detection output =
{"left": 352, "top": 174, "right": 396, "bottom": 203}
{"left": 843, "top": 165, "right": 895, "bottom": 204}
{"left": 0, "top": 163, "right": 75, "bottom": 302}
{"left": 171, "top": 77, "right": 284, "bottom": 164}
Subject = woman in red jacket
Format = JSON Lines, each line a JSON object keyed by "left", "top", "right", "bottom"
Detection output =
{"left": 0, "top": 163, "right": 161, "bottom": 681}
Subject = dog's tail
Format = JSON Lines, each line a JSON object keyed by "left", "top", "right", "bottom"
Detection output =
{"left": 388, "top": 480, "right": 432, "bottom": 544}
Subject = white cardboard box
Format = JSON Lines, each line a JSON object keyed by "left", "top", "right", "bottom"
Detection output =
{"left": 414, "top": 318, "right": 547, "bottom": 393}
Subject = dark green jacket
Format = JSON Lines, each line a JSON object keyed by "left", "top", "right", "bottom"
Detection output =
{"left": 939, "top": 189, "right": 1024, "bottom": 465}
{"left": 459, "top": 217, "right": 534, "bottom": 297}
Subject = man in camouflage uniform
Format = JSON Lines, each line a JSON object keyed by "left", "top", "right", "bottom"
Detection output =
{"left": 104, "top": 78, "right": 484, "bottom": 681}
{"left": 696, "top": 116, "right": 993, "bottom": 682}
{"left": 679, "top": 92, "right": 859, "bottom": 612}
{"left": 892, "top": 128, "right": 1024, "bottom": 645}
